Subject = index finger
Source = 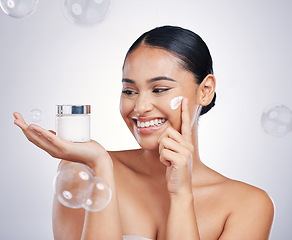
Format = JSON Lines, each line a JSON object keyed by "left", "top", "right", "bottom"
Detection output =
{"left": 181, "top": 98, "right": 192, "bottom": 142}
{"left": 13, "top": 112, "right": 29, "bottom": 130}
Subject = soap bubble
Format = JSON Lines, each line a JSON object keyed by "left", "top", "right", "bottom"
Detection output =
{"left": 83, "top": 176, "right": 112, "bottom": 212}
{"left": 29, "top": 109, "right": 42, "bottom": 122}
{"left": 0, "top": 0, "right": 39, "bottom": 18}
{"left": 53, "top": 163, "right": 94, "bottom": 209}
{"left": 261, "top": 104, "right": 292, "bottom": 137}
{"left": 61, "top": 0, "right": 111, "bottom": 26}
{"left": 53, "top": 162, "right": 112, "bottom": 212}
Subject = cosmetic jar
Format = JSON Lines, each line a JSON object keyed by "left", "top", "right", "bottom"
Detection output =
{"left": 56, "top": 105, "right": 91, "bottom": 142}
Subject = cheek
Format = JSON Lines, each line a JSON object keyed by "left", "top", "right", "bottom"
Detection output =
{"left": 170, "top": 96, "right": 183, "bottom": 110}
{"left": 160, "top": 96, "right": 183, "bottom": 131}
{"left": 169, "top": 109, "right": 182, "bottom": 131}
{"left": 119, "top": 97, "right": 131, "bottom": 121}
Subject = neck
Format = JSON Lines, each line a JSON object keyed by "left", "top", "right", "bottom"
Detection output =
{"left": 191, "top": 123, "right": 204, "bottom": 172}
{"left": 138, "top": 149, "right": 165, "bottom": 176}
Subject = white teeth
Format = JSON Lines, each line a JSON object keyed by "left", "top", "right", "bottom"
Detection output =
{"left": 137, "top": 119, "right": 166, "bottom": 128}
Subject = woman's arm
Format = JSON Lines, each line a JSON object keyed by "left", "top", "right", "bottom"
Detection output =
{"left": 52, "top": 160, "right": 86, "bottom": 240}
{"left": 158, "top": 99, "right": 201, "bottom": 239}
{"left": 52, "top": 159, "right": 123, "bottom": 240}
{"left": 14, "top": 112, "right": 123, "bottom": 239}
{"left": 80, "top": 159, "right": 123, "bottom": 240}
{"left": 158, "top": 98, "right": 274, "bottom": 239}
{"left": 166, "top": 193, "right": 200, "bottom": 239}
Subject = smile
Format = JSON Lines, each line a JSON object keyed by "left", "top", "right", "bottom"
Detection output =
{"left": 137, "top": 118, "right": 166, "bottom": 128}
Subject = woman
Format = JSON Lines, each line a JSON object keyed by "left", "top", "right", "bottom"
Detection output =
{"left": 14, "top": 26, "right": 274, "bottom": 240}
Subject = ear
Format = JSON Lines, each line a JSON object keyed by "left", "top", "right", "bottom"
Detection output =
{"left": 196, "top": 74, "right": 216, "bottom": 106}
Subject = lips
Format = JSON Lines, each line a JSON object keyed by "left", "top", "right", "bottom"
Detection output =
{"left": 137, "top": 118, "right": 166, "bottom": 128}
{"left": 133, "top": 117, "right": 167, "bottom": 134}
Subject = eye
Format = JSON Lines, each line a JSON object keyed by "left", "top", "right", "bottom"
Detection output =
{"left": 122, "top": 89, "right": 137, "bottom": 96}
{"left": 152, "top": 88, "right": 171, "bottom": 93}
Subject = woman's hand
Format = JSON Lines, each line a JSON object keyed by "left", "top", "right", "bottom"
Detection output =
{"left": 158, "top": 98, "right": 194, "bottom": 197}
{"left": 13, "top": 112, "right": 111, "bottom": 169}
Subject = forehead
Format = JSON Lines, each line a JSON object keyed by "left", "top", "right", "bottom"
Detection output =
{"left": 123, "top": 45, "right": 184, "bottom": 78}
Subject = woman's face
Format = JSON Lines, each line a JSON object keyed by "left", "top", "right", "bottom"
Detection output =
{"left": 120, "top": 45, "right": 199, "bottom": 150}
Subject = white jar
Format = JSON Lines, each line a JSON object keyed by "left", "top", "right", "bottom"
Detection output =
{"left": 56, "top": 105, "right": 91, "bottom": 142}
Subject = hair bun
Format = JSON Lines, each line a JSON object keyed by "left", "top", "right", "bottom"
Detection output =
{"left": 200, "top": 92, "right": 216, "bottom": 116}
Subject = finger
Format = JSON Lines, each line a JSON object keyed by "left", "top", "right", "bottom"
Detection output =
{"left": 13, "top": 112, "right": 29, "bottom": 130}
{"left": 158, "top": 127, "right": 182, "bottom": 144}
{"left": 159, "top": 149, "right": 172, "bottom": 167}
{"left": 19, "top": 125, "right": 53, "bottom": 151}
{"left": 13, "top": 112, "right": 45, "bottom": 142}
{"left": 26, "top": 125, "right": 53, "bottom": 145}
{"left": 159, "top": 136, "right": 176, "bottom": 155}
{"left": 159, "top": 136, "right": 190, "bottom": 156}
{"left": 160, "top": 148, "right": 189, "bottom": 167}
{"left": 29, "top": 129, "right": 54, "bottom": 150}
{"left": 158, "top": 128, "right": 178, "bottom": 155}
{"left": 159, "top": 127, "right": 193, "bottom": 152}
{"left": 13, "top": 112, "right": 25, "bottom": 122}
{"left": 24, "top": 125, "right": 67, "bottom": 158}
{"left": 159, "top": 137, "right": 193, "bottom": 165}
{"left": 181, "top": 98, "right": 192, "bottom": 142}
{"left": 29, "top": 124, "right": 63, "bottom": 145}
{"left": 13, "top": 113, "right": 40, "bottom": 144}
{"left": 13, "top": 112, "right": 23, "bottom": 120}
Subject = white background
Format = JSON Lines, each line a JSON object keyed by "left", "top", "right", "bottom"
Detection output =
{"left": 1, "top": 0, "right": 291, "bottom": 239}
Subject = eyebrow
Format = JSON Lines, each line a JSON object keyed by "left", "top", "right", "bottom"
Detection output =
{"left": 122, "top": 76, "right": 176, "bottom": 84}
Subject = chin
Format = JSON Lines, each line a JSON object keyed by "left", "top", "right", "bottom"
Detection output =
{"left": 136, "top": 138, "right": 160, "bottom": 151}
{"left": 129, "top": 126, "right": 160, "bottom": 151}
{"left": 140, "top": 144, "right": 159, "bottom": 151}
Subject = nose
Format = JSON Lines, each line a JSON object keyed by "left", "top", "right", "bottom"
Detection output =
{"left": 134, "top": 92, "right": 154, "bottom": 115}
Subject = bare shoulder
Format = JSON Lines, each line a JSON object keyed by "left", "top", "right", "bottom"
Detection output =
{"left": 201, "top": 167, "right": 274, "bottom": 209}
{"left": 223, "top": 178, "right": 274, "bottom": 212}
{"left": 108, "top": 149, "right": 142, "bottom": 169}
{"left": 203, "top": 167, "right": 274, "bottom": 210}
{"left": 108, "top": 149, "right": 138, "bottom": 160}
{"left": 196, "top": 165, "right": 274, "bottom": 239}
{"left": 217, "top": 177, "right": 275, "bottom": 239}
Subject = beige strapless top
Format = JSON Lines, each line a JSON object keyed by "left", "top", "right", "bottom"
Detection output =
{"left": 123, "top": 235, "right": 152, "bottom": 240}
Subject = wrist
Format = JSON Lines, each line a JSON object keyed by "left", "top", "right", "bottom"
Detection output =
{"left": 89, "top": 153, "right": 113, "bottom": 176}
{"left": 169, "top": 190, "right": 194, "bottom": 205}
{"left": 167, "top": 191, "right": 199, "bottom": 240}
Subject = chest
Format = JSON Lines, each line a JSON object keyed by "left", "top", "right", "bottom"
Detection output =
{"left": 194, "top": 192, "right": 230, "bottom": 239}
{"left": 117, "top": 173, "right": 169, "bottom": 239}
{"left": 116, "top": 176, "right": 228, "bottom": 240}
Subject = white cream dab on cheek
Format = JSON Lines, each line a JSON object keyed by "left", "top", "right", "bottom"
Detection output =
{"left": 170, "top": 96, "right": 183, "bottom": 110}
